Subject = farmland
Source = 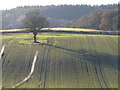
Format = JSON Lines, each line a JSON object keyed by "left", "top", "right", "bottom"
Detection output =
{"left": 1, "top": 33, "right": 119, "bottom": 88}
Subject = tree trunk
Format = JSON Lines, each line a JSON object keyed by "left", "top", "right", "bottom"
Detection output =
{"left": 33, "top": 28, "right": 37, "bottom": 43}
{"left": 34, "top": 34, "right": 37, "bottom": 43}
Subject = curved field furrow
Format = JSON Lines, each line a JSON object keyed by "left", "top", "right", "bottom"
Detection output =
{"left": 39, "top": 46, "right": 46, "bottom": 85}
{"left": 43, "top": 46, "right": 51, "bottom": 88}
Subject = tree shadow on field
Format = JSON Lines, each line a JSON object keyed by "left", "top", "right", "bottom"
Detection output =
{"left": 41, "top": 43, "right": 118, "bottom": 70}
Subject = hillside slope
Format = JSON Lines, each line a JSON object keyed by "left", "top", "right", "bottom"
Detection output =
{"left": 2, "top": 33, "right": 118, "bottom": 88}
{"left": 2, "top": 4, "right": 117, "bottom": 29}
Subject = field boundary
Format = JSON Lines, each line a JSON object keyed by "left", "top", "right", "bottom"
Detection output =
{"left": 0, "top": 28, "right": 119, "bottom": 35}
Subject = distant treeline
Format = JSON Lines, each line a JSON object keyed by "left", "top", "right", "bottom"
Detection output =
{"left": 1, "top": 4, "right": 118, "bottom": 30}
{"left": 64, "top": 9, "right": 118, "bottom": 31}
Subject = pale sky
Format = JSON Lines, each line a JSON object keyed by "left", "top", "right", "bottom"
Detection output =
{"left": 0, "top": 0, "right": 119, "bottom": 10}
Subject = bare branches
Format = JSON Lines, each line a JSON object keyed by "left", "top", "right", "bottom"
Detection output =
{"left": 11, "top": 51, "right": 39, "bottom": 89}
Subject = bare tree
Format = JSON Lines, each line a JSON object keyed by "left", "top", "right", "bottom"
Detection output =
{"left": 22, "top": 10, "right": 49, "bottom": 43}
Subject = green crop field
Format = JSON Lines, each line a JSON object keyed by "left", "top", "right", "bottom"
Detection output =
{"left": 1, "top": 33, "right": 119, "bottom": 88}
